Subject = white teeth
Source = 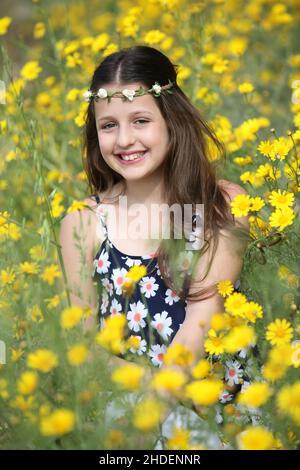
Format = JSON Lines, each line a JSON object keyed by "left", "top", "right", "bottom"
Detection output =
{"left": 120, "top": 152, "right": 146, "bottom": 161}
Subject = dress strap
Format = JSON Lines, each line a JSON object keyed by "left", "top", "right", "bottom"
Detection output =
{"left": 91, "top": 194, "right": 108, "bottom": 239}
{"left": 92, "top": 193, "right": 101, "bottom": 205}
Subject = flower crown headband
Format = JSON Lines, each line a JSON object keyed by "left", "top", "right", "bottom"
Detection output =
{"left": 83, "top": 79, "right": 175, "bottom": 103}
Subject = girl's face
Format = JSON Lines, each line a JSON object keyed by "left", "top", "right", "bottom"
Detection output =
{"left": 94, "top": 83, "right": 170, "bottom": 181}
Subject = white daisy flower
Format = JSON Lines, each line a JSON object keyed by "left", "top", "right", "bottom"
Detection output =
{"left": 128, "top": 335, "right": 147, "bottom": 356}
{"left": 165, "top": 288, "right": 180, "bottom": 305}
{"left": 140, "top": 276, "right": 159, "bottom": 298}
{"left": 151, "top": 310, "right": 173, "bottom": 341}
{"left": 148, "top": 344, "right": 167, "bottom": 367}
{"left": 110, "top": 298, "right": 123, "bottom": 316}
{"left": 95, "top": 249, "right": 111, "bottom": 275}
{"left": 225, "top": 360, "right": 244, "bottom": 386}
{"left": 127, "top": 300, "right": 148, "bottom": 332}
{"left": 111, "top": 267, "right": 128, "bottom": 295}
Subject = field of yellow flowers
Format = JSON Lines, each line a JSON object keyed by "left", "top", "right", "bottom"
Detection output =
{"left": 0, "top": 0, "right": 300, "bottom": 450}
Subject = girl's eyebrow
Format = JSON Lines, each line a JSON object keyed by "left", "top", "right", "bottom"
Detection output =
{"left": 97, "top": 110, "right": 153, "bottom": 122}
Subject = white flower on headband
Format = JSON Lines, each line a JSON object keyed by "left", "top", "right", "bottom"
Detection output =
{"left": 151, "top": 83, "right": 162, "bottom": 94}
{"left": 83, "top": 80, "right": 175, "bottom": 102}
{"left": 83, "top": 90, "right": 92, "bottom": 102}
{"left": 122, "top": 89, "right": 136, "bottom": 101}
{"left": 97, "top": 88, "right": 108, "bottom": 99}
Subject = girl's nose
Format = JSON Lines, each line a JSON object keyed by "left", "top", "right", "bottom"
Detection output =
{"left": 116, "top": 126, "right": 136, "bottom": 147}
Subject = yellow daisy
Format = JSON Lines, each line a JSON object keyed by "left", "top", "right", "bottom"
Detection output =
{"left": 266, "top": 319, "right": 293, "bottom": 346}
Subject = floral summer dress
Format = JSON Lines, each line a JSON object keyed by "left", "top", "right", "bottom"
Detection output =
{"left": 91, "top": 193, "right": 255, "bottom": 417}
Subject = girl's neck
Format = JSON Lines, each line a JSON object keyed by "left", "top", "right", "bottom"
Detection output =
{"left": 123, "top": 177, "right": 166, "bottom": 207}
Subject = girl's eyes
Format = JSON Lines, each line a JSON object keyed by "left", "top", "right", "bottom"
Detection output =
{"left": 100, "top": 119, "right": 149, "bottom": 130}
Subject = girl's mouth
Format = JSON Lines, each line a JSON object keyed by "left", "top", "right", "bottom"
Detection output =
{"left": 116, "top": 151, "right": 148, "bottom": 165}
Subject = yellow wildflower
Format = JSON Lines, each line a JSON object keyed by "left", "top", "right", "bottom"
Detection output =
{"left": 268, "top": 189, "right": 295, "bottom": 209}
{"left": 0, "top": 17, "right": 12, "bottom": 35}
{"left": 238, "top": 82, "right": 254, "bottom": 94}
{"left": 191, "top": 359, "right": 211, "bottom": 379}
{"left": 210, "top": 312, "right": 226, "bottom": 331}
{"left": 40, "top": 409, "right": 76, "bottom": 436}
{"left": 27, "top": 349, "right": 58, "bottom": 373}
{"left": 67, "top": 200, "right": 89, "bottom": 213}
{"left": 126, "top": 264, "right": 147, "bottom": 283}
{"left": 17, "top": 371, "right": 38, "bottom": 395}
{"left": 19, "top": 261, "right": 39, "bottom": 275}
{"left": 223, "top": 325, "right": 256, "bottom": 353}
{"left": 111, "top": 363, "right": 145, "bottom": 391}
{"left": 60, "top": 305, "right": 83, "bottom": 329}
{"left": 163, "top": 343, "right": 194, "bottom": 367}
{"left": 204, "top": 329, "right": 225, "bottom": 355}
{"left": 20, "top": 60, "right": 42, "bottom": 81}
{"left": 237, "top": 426, "right": 274, "bottom": 450}
{"left": 184, "top": 379, "right": 223, "bottom": 406}
{"left": 277, "top": 381, "right": 300, "bottom": 425}
{"left": 224, "top": 292, "right": 248, "bottom": 316}
{"left": 166, "top": 427, "right": 191, "bottom": 450}
{"left": 237, "top": 382, "right": 272, "bottom": 408}
{"left": 266, "top": 319, "right": 293, "bottom": 346}
{"left": 249, "top": 197, "right": 265, "bottom": 211}
{"left": 105, "top": 429, "right": 125, "bottom": 448}
{"left": 1, "top": 268, "right": 16, "bottom": 286}
{"left": 217, "top": 280, "right": 234, "bottom": 297}
{"left": 95, "top": 314, "right": 127, "bottom": 355}
{"left": 151, "top": 369, "right": 187, "bottom": 396}
{"left": 258, "top": 140, "right": 273, "bottom": 158}
{"left": 33, "top": 22, "right": 45, "bottom": 39}
{"left": 133, "top": 398, "right": 163, "bottom": 431}
{"left": 291, "top": 341, "right": 300, "bottom": 368}
{"left": 230, "top": 193, "right": 251, "bottom": 217}
{"left": 40, "top": 264, "right": 62, "bottom": 285}
{"left": 67, "top": 344, "right": 88, "bottom": 366}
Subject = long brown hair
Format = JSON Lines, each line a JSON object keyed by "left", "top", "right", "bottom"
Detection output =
{"left": 82, "top": 45, "right": 248, "bottom": 303}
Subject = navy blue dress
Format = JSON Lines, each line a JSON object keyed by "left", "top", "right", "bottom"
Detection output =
{"left": 90, "top": 194, "right": 251, "bottom": 409}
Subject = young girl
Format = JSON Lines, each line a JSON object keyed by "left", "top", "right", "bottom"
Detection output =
{"left": 60, "top": 45, "right": 251, "bottom": 447}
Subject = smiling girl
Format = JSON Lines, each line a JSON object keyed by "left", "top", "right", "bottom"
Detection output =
{"left": 59, "top": 45, "right": 251, "bottom": 446}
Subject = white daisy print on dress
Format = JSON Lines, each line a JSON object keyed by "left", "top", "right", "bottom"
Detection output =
{"left": 100, "top": 291, "right": 109, "bottom": 315}
{"left": 101, "top": 277, "right": 113, "bottom": 296}
{"left": 219, "top": 390, "right": 234, "bottom": 404}
{"left": 94, "top": 249, "right": 111, "bottom": 274}
{"left": 111, "top": 267, "right": 128, "bottom": 295}
{"left": 151, "top": 310, "right": 173, "bottom": 341}
{"left": 127, "top": 300, "right": 148, "bottom": 332}
{"left": 128, "top": 335, "right": 147, "bottom": 356}
{"left": 125, "top": 258, "right": 143, "bottom": 268}
{"left": 139, "top": 276, "right": 159, "bottom": 298}
{"left": 148, "top": 344, "right": 167, "bottom": 367}
{"left": 110, "top": 298, "right": 123, "bottom": 316}
{"left": 165, "top": 288, "right": 180, "bottom": 305}
{"left": 225, "top": 360, "right": 244, "bottom": 386}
